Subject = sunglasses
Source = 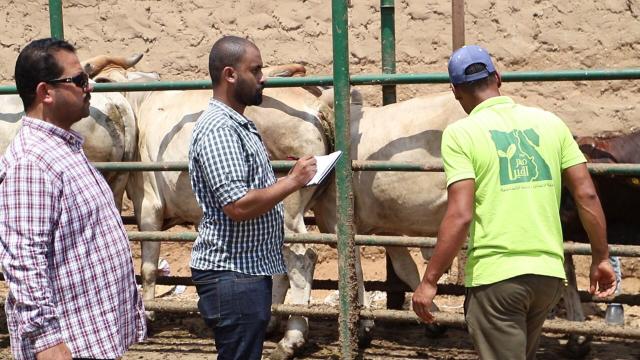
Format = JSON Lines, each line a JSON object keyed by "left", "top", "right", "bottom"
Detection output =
{"left": 46, "top": 72, "right": 89, "bottom": 90}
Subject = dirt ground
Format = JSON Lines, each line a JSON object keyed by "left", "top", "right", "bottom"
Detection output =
{"left": 2, "top": 236, "right": 638, "bottom": 359}
{"left": 119, "top": 240, "right": 640, "bottom": 360}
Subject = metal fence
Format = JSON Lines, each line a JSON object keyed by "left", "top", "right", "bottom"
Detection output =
{"left": 1, "top": 0, "right": 640, "bottom": 357}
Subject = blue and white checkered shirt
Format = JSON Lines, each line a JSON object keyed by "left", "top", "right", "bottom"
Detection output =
{"left": 188, "top": 98, "right": 286, "bottom": 275}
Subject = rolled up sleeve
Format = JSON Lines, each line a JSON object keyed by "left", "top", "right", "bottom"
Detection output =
{"left": 0, "top": 160, "right": 63, "bottom": 350}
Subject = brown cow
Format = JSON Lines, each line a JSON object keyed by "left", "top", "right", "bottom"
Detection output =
{"left": 563, "top": 130, "right": 640, "bottom": 245}
{"left": 559, "top": 130, "right": 639, "bottom": 356}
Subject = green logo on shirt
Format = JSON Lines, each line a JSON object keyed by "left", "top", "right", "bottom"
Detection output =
{"left": 490, "top": 129, "right": 552, "bottom": 185}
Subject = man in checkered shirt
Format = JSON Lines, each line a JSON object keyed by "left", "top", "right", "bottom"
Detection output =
{"left": 0, "top": 39, "right": 146, "bottom": 359}
{"left": 188, "top": 36, "right": 317, "bottom": 359}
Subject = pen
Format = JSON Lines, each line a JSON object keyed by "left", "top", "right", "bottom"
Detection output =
{"left": 286, "top": 156, "right": 299, "bottom": 160}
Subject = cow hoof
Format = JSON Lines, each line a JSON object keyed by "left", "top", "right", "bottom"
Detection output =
{"left": 267, "top": 342, "right": 294, "bottom": 360}
{"left": 357, "top": 326, "right": 373, "bottom": 348}
{"left": 140, "top": 310, "right": 157, "bottom": 337}
{"left": 565, "top": 334, "right": 592, "bottom": 359}
{"left": 424, "top": 323, "right": 448, "bottom": 338}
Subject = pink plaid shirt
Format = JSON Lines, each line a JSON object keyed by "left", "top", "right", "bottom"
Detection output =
{"left": 0, "top": 117, "right": 146, "bottom": 359}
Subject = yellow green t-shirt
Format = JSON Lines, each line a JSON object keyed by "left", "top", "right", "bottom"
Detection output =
{"left": 441, "top": 96, "right": 586, "bottom": 287}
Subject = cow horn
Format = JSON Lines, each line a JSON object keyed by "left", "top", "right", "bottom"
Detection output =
{"left": 81, "top": 53, "right": 144, "bottom": 77}
{"left": 103, "top": 53, "right": 144, "bottom": 69}
{"left": 124, "top": 53, "right": 144, "bottom": 68}
{"left": 266, "top": 63, "right": 307, "bottom": 78}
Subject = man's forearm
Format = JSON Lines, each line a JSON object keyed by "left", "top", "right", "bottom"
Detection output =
{"left": 563, "top": 164, "right": 610, "bottom": 262}
{"left": 223, "top": 175, "right": 301, "bottom": 221}
{"left": 575, "top": 193, "right": 609, "bottom": 262}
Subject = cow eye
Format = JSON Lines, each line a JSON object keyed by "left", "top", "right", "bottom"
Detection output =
{"left": 94, "top": 77, "right": 113, "bottom": 83}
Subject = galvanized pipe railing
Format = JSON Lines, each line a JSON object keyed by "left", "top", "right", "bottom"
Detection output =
{"left": 89, "top": 160, "right": 640, "bottom": 177}
{"left": 136, "top": 277, "right": 640, "bottom": 306}
{"left": 0, "top": 295, "right": 635, "bottom": 339}
{"left": 125, "top": 231, "right": 640, "bottom": 257}
{"left": 135, "top": 300, "right": 640, "bottom": 340}
{"left": 380, "top": 0, "right": 397, "bottom": 106}
{"left": 380, "top": 0, "right": 406, "bottom": 310}
{"left": 332, "top": 0, "right": 359, "bottom": 357}
{"left": 3, "top": 69, "right": 640, "bottom": 94}
{"left": 49, "top": 0, "right": 64, "bottom": 39}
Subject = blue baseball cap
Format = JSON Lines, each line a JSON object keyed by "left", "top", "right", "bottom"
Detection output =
{"left": 448, "top": 45, "right": 496, "bottom": 85}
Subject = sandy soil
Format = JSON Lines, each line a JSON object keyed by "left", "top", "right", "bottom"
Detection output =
{"left": 1, "top": 1, "right": 640, "bottom": 136}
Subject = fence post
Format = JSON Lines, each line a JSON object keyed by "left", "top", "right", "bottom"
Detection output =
{"left": 452, "top": 0, "right": 465, "bottom": 50}
{"left": 332, "top": 0, "right": 359, "bottom": 357}
{"left": 48, "top": 0, "right": 64, "bottom": 40}
{"left": 381, "top": 0, "right": 397, "bottom": 105}
{"left": 380, "top": 0, "right": 405, "bottom": 310}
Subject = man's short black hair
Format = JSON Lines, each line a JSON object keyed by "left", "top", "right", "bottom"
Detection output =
{"left": 208, "top": 36, "right": 257, "bottom": 86}
{"left": 14, "top": 38, "right": 76, "bottom": 111}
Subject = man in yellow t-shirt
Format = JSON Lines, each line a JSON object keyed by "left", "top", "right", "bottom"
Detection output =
{"left": 412, "top": 45, "right": 617, "bottom": 359}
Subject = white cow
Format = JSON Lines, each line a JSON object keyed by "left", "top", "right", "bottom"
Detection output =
{"left": 313, "top": 89, "right": 605, "bottom": 355}
{"left": 0, "top": 90, "right": 137, "bottom": 210}
{"left": 312, "top": 90, "right": 466, "bottom": 335}
{"left": 84, "top": 55, "right": 334, "bottom": 359}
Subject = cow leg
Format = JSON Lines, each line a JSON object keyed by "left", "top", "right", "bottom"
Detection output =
{"left": 136, "top": 194, "right": 164, "bottom": 304}
{"left": 563, "top": 254, "right": 592, "bottom": 358}
{"left": 385, "top": 246, "right": 420, "bottom": 289}
{"left": 268, "top": 273, "right": 289, "bottom": 335}
{"left": 104, "top": 171, "right": 129, "bottom": 212}
{"left": 386, "top": 246, "right": 447, "bottom": 337}
{"left": 269, "top": 244, "right": 317, "bottom": 360}
{"left": 140, "top": 240, "right": 161, "bottom": 302}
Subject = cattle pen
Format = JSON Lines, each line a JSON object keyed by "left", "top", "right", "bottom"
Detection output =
{"left": 1, "top": 0, "right": 640, "bottom": 359}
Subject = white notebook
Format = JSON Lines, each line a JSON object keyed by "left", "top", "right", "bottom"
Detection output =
{"left": 305, "top": 150, "right": 343, "bottom": 187}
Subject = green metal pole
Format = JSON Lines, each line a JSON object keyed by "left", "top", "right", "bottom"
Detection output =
{"left": 86, "top": 160, "right": 640, "bottom": 176}
{"left": 381, "top": 0, "right": 396, "bottom": 105}
{"left": 48, "top": 0, "right": 64, "bottom": 40}
{"left": 332, "top": 0, "right": 358, "bottom": 357}
{"left": 380, "top": 0, "right": 404, "bottom": 310}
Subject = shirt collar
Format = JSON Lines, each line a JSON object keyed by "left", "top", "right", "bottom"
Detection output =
{"left": 22, "top": 116, "right": 85, "bottom": 150}
{"left": 210, "top": 98, "right": 251, "bottom": 127}
{"left": 469, "top": 96, "right": 515, "bottom": 116}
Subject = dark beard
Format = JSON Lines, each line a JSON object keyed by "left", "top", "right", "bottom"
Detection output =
{"left": 235, "top": 77, "right": 263, "bottom": 106}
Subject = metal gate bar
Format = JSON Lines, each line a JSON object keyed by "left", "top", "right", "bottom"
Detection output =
{"left": 125, "top": 231, "right": 640, "bottom": 257}
{"left": 136, "top": 300, "right": 640, "bottom": 340}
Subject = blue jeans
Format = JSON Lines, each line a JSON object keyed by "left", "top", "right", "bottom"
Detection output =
{"left": 191, "top": 269, "right": 272, "bottom": 360}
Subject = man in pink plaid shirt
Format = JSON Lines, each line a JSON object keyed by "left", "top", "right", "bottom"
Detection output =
{"left": 0, "top": 38, "right": 146, "bottom": 360}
